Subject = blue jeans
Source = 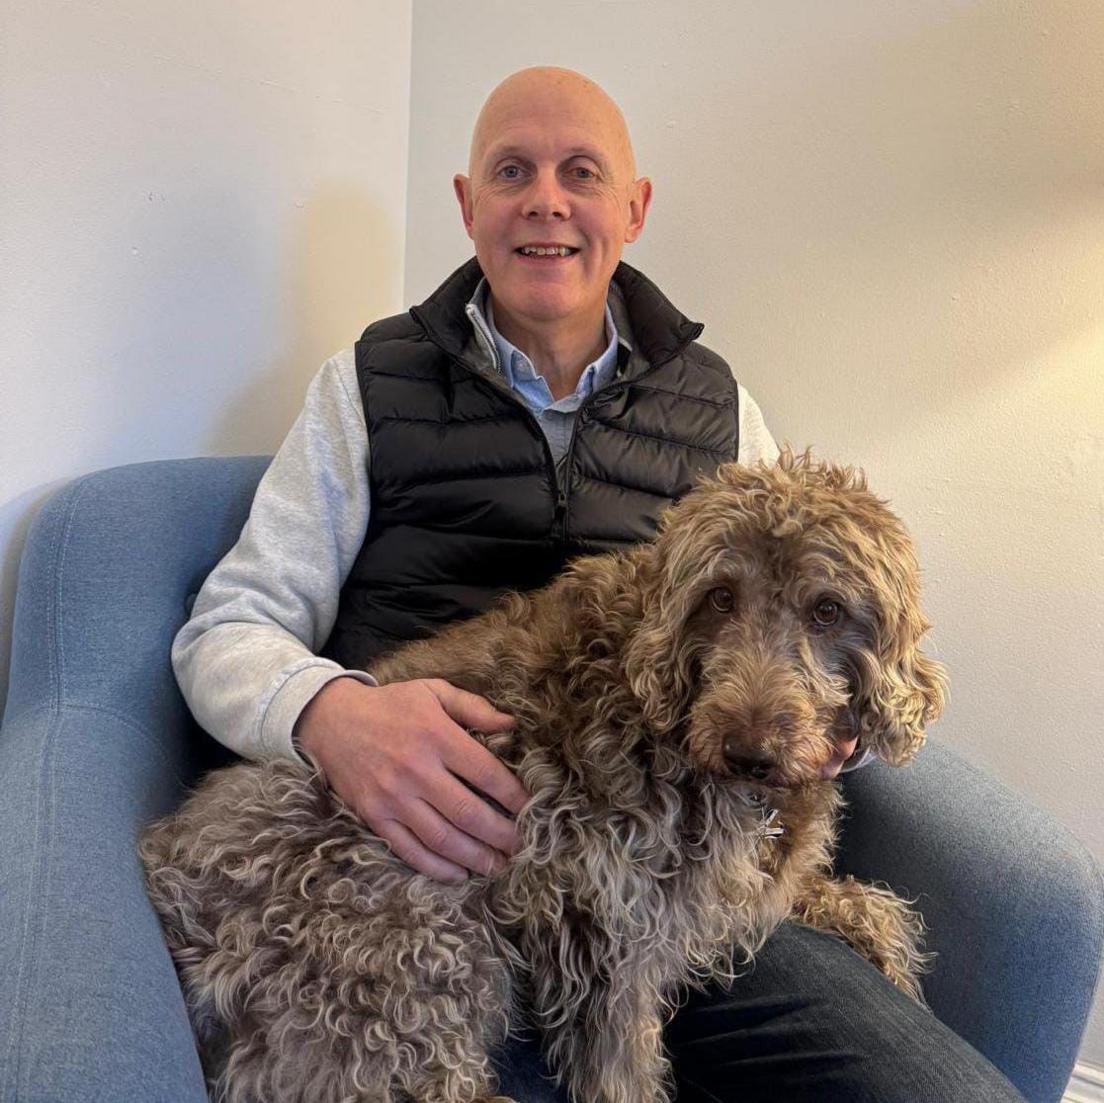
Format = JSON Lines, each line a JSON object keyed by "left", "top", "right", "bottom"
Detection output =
{"left": 493, "top": 921, "right": 1025, "bottom": 1101}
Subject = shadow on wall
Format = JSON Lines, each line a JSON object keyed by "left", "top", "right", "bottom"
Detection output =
{"left": 208, "top": 183, "right": 401, "bottom": 453}
{"left": 0, "top": 185, "right": 401, "bottom": 719}
{"left": 72, "top": 182, "right": 401, "bottom": 464}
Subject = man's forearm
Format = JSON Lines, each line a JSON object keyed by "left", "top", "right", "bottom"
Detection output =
{"left": 171, "top": 348, "right": 373, "bottom": 761}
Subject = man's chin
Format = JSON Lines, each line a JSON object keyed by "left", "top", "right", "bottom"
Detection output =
{"left": 492, "top": 287, "right": 595, "bottom": 329}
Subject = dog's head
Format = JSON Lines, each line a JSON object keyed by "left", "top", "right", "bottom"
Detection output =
{"left": 624, "top": 449, "right": 947, "bottom": 787}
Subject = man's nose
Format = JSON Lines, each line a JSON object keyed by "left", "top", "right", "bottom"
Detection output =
{"left": 523, "top": 171, "right": 569, "bottom": 220}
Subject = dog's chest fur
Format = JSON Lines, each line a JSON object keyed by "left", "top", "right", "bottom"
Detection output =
{"left": 454, "top": 722, "right": 836, "bottom": 1014}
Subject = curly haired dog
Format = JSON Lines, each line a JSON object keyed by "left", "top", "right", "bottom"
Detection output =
{"left": 140, "top": 450, "right": 947, "bottom": 1103}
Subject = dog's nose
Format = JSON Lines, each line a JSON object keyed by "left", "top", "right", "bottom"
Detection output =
{"left": 722, "top": 736, "right": 775, "bottom": 781}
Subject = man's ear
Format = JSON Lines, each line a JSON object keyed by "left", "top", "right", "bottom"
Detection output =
{"left": 453, "top": 175, "right": 475, "bottom": 239}
{"left": 624, "top": 177, "right": 652, "bottom": 244}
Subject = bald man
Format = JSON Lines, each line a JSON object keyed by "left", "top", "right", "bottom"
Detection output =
{"left": 175, "top": 68, "right": 1025, "bottom": 1103}
{"left": 175, "top": 66, "right": 778, "bottom": 883}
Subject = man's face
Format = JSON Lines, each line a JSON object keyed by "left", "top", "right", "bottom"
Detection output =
{"left": 454, "top": 72, "right": 651, "bottom": 333}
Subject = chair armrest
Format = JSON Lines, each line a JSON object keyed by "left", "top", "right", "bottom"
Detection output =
{"left": 0, "top": 456, "right": 270, "bottom": 1100}
{"left": 0, "top": 705, "right": 209, "bottom": 1101}
{"left": 838, "top": 737, "right": 1104, "bottom": 1103}
{"left": 2, "top": 455, "right": 270, "bottom": 735}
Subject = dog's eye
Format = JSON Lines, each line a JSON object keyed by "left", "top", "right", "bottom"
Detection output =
{"left": 811, "top": 598, "right": 843, "bottom": 628}
{"left": 708, "top": 587, "right": 736, "bottom": 614}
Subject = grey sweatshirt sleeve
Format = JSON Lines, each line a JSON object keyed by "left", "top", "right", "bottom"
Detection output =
{"left": 735, "top": 382, "right": 781, "bottom": 467}
{"left": 171, "top": 348, "right": 377, "bottom": 762}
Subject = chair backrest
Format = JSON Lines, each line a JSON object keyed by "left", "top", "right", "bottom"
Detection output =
{"left": 3, "top": 456, "right": 271, "bottom": 752}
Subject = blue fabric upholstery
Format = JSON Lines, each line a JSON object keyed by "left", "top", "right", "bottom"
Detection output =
{"left": 1, "top": 456, "right": 1100, "bottom": 1103}
{"left": 837, "top": 742, "right": 1103, "bottom": 1102}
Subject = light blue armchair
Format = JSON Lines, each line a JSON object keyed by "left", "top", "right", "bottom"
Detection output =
{"left": 0, "top": 456, "right": 1101, "bottom": 1102}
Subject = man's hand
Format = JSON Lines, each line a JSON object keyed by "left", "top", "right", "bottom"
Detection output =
{"left": 294, "top": 677, "right": 527, "bottom": 884}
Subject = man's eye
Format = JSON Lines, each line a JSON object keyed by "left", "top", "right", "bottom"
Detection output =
{"left": 499, "top": 165, "right": 522, "bottom": 180}
{"left": 571, "top": 167, "right": 595, "bottom": 179}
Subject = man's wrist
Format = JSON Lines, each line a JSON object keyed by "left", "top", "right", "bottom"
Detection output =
{"left": 280, "top": 669, "right": 374, "bottom": 765}
{"left": 292, "top": 673, "right": 375, "bottom": 764}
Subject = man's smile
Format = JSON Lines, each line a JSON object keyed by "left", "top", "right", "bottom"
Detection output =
{"left": 514, "top": 243, "right": 580, "bottom": 260}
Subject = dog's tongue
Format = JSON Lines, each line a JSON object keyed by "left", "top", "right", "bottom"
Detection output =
{"left": 818, "top": 754, "right": 849, "bottom": 780}
{"left": 819, "top": 735, "right": 861, "bottom": 779}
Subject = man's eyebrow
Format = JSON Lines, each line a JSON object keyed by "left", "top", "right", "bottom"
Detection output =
{"left": 562, "top": 146, "right": 607, "bottom": 163}
{"left": 484, "top": 144, "right": 609, "bottom": 168}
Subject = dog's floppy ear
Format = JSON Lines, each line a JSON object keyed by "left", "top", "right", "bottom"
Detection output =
{"left": 622, "top": 548, "right": 700, "bottom": 733}
{"left": 851, "top": 606, "right": 948, "bottom": 766}
{"left": 621, "top": 499, "right": 727, "bottom": 734}
{"left": 622, "top": 462, "right": 765, "bottom": 733}
{"left": 812, "top": 471, "right": 948, "bottom": 767}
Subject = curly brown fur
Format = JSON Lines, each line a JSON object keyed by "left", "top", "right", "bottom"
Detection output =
{"left": 141, "top": 449, "right": 947, "bottom": 1103}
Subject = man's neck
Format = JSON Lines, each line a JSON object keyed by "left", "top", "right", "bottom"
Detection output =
{"left": 489, "top": 296, "right": 608, "bottom": 401}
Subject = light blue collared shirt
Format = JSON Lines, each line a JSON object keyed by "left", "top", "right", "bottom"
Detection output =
{"left": 465, "top": 279, "right": 625, "bottom": 466}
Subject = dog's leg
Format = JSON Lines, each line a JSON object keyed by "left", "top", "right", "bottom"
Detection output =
{"left": 568, "top": 995, "right": 669, "bottom": 1103}
{"left": 528, "top": 960, "right": 672, "bottom": 1103}
{"left": 793, "top": 874, "right": 932, "bottom": 1003}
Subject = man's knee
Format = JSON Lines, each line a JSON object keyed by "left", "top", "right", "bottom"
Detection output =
{"left": 666, "top": 922, "right": 1025, "bottom": 1103}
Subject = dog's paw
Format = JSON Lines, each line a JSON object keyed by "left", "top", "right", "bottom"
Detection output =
{"left": 845, "top": 882, "right": 933, "bottom": 1007}
{"left": 884, "top": 949, "right": 934, "bottom": 1008}
{"left": 795, "top": 875, "right": 933, "bottom": 1005}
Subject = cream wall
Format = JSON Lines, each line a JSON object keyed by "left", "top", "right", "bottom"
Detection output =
{"left": 0, "top": 0, "right": 413, "bottom": 709}
{"left": 405, "top": 0, "right": 1104, "bottom": 1067}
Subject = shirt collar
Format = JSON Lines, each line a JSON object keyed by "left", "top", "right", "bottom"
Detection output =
{"left": 465, "top": 278, "right": 627, "bottom": 397}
